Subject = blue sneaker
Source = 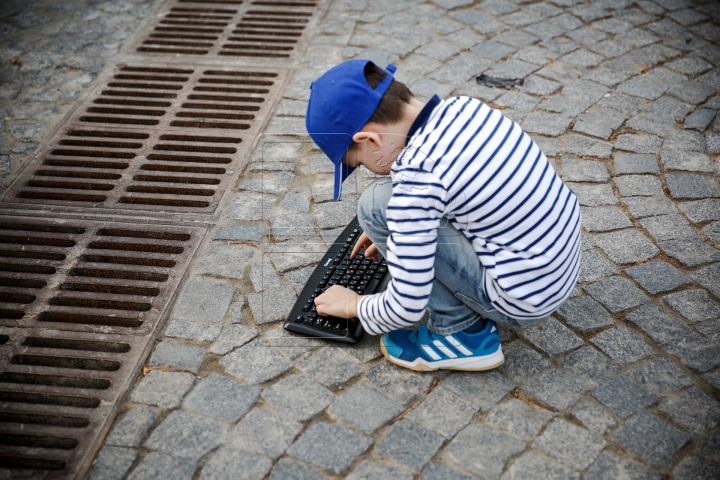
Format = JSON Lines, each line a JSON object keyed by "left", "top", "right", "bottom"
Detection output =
{"left": 380, "top": 322, "right": 504, "bottom": 372}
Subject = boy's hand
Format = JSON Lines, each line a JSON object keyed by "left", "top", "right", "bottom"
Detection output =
{"left": 314, "top": 285, "right": 360, "bottom": 318}
{"left": 351, "top": 231, "right": 379, "bottom": 261}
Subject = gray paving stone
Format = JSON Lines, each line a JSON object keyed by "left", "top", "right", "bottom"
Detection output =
{"left": 441, "top": 370, "right": 515, "bottom": 411}
{"left": 703, "top": 222, "right": 720, "bottom": 247}
{"left": 165, "top": 320, "right": 222, "bottom": 344}
{"left": 690, "top": 263, "right": 720, "bottom": 299}
{"left": 199, "top": 447, "right": 271, "bottom": 480}
{"left": 230, "top": 408, "right": 301, "bottom": 460}
{"left": 298, "top": 347, "right": 363, "bottom": 388}
{"left": 665, "top": 129, "right": 706, "bottom": 152}
{"left": 375, "top": 420, "right": 444, "bottom": 470}
{"left": 680, "top": 199, "right": 720, "bottom": 224}
{"left": 624, "top": 304, "right": 692, "bottom": 345}
{"left": 703, "top": 371, "right": 720, "bottom": 390}
{"left": 518, "top": 317, "right": 583, "bottom": 356}
{"left": 498, "top": 340, "right": 549, "bottom": 383}
{"left": 584, "top": 451, "right": 660, "bottom": 480}
{"left": 182, "top": 375, "right": 259, "bottom": 423}
{"left": 144, "top": 411, "right": 226, "bottom": 461}
{"left": 570, "top": 402, "right": 616, "bottom": 434}
{"left": 673, "top": 456, "right": 720, "bottom": 480}
{"left": 496, "top": 91, "right": 541, "bottom": 112}
{"left": 287, "top": 422, "right": 372, "bottom": 474}
{"left": 556, "top": 296, "right": 614, "bottom": 333}
{"left": 625, "top": 113, "right": 675, "bottom": 136}
{"left": 269, "top": 213, "right": 315, "bottom": 241}
{"left": 707, "top": 132, "right": 720, "bottom": 153}
{"left": 107, "top": 407, "right": 157, "bottom": 448}
{"left": 625, "top": 260, "right": 692, "bottom": 295}
{"left": 214, "top": 224, "right": 265, "bottom": 242}
{"left": 330, "top": 382, "right": 402, "bottom": 432}
{"left": 268, "top": 459, "right": 322, "bottom": 480}
{"left": 561, "top": 158, "right": 610, "bottom": 183}
{"left": 239, "top": 171, "right": 295, "bottom": 195}
{"left": 130, "top": 371, "right": 195, "bottom": 410}
{"left": 209, "top": 324, "right": 257, "bottom": 355}
{"left": 660, "top": 386, "right": 720, "bottom": 435}
{"left": 696, "top": 428, "right": 720, "bottom": 462}
{"left": 562, "top": 346, "right": 620, "bottom": 384}
{"left": 592, "top": 230, "right": 658, "bottom": 267}
{"left": 622, "top": 196, "right": 678, "bottom": 219}
{"left": 486, "top": 398, "right": 556, "bottom": 441}
{"left": 535, "top": 419, "right": 606, "bottom": 471}
{"left": 519, "top": 113, "right": 568, "bottom": 136}
{"left": 283, "top": 265, "right": 315, "bottom": 295}
{"left": 668, "top": 80, "right": 715, "bottom": 104}
{"left": 592, "top": 375, "right": 656, "bottom": 418}
{"left": 580, "top": 207, "right": 632, "bottom": 232}
{"left": 249, "top": 261, "right": 281, "bottom": 292}
{"left": 229, "top": 298, "right": 245, "bottom": 324}
{"left": 364, "top": 359, "right": 434, "bottom": 404}
{"left": 246, "top": 286, "right": 297, "bottom": 324}
{"left": 172, "top": 280, "right": 235, "bottom": 324}
{"left": 564, "top": 134, "right": 613, "bottom": 159}
{"left": 664, "top": 289, "right": 720, "bottom": 323}
{"left": 420, "top": 463, "right": 475, "bottom": 480}
{"left": 90, "top": 446, "right": 138, "bottom": 480}
{"left": 641, "top": 214, "right": 697, "bottom": 242}
{"left": 614, "top": 175, "right": 664, "bottom": 197}
{"left": 685, "top": 109, "right": 717, "bottom": 132}
{"left": 567, "top": 183, "right": 618, "bottom": 207}
{"left": 149, "top": 342, "right": 205, "bottom": 374}
{"left": 573, "top": 107, "right": 626, "bottom": 140}
{"left": 615, "top": 133, "right": 663, "bottom": 154}
{"left": 584, "top": 276, "right": 651, "bottom": 313}
{"left": 220, "top": 339, "right": 292, "bottom": 384}
{"left": 443, "top": 424, "right": 525, "bottom": 480}
{"left": 614, "top": 410, "right": 691, "bottom": 467}
{"left": 406, "top": 387, "right": 478, "bottom": 438}
{"left": 659, "top": 236, "right": 720, "bottom": 267}
{"left": 264, "top": 240, "right": 327, "bottom": 272}
{"left": 471, "top": 40, "right": 517, "bottom": 61}
{"left": 522, "top": 368, "right": 588, "bottom": 410}
{"left": 613, "top": 153, "right": 660, "bottom": 175}
{"left": 618, "top": 76, "right": 667, "bottom": 100}
{"left": 262, "top": 374, "right": 335, "bottom": 422}
{"left": 195, "top": 243, "right": 257, "bottom": 280}
{"left": 501, "top": 450, "right": 579, "bottom": 480}
{"left": 578, "top": 249, "right": 617, "bottom": 285}
{"left": 662, "top": 333, "right": 720, "bottom": 372}
{"left": 346, "top": 460, "right": 413, "bottom": 480}
{"left": 127, "top": 452, "right": 196, "bottom": 480}
{"left": 591, "top": 325, "right": 654, "bottom": 366}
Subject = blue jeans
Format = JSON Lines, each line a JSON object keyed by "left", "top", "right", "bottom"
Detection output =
{"left": 357, "top": 178, "right": 533, "bottom": 335}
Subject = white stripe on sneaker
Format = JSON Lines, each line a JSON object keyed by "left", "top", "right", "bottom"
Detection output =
{"left": 433, "top": 339, "right": 457, "bottom": 358}
{"left": 447, "top": 335, "right": 473, "bottom": 356}
{"left": 421, "top": 344, "right": 442, "bottom": 360}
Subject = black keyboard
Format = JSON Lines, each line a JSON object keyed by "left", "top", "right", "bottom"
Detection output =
{"left": 283, "top": 216, "right": 390, "bottom": 344}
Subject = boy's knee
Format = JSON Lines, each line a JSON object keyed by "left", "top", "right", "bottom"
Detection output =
{"left": 357, "top": 178, "right": 391, "bottom": 227}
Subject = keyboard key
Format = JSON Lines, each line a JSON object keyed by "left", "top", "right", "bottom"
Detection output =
{"left": 365, "top": 279, "right": 380, "bottom": 294}
{"left": 374, "top": 273, "right": 384, "bottom": 280}
{"left": 322, "top": 320, "right": 332, "bottom": 331}
{"left": 303, "top": 318, "right": 313, "bottom": 326}
{"left": 295, "top": 315, "right": 304, "bottom": 323}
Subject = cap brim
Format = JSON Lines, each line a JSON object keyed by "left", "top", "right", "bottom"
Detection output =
{"left": 334, "top": 161, "right": 355, "bottom": 201}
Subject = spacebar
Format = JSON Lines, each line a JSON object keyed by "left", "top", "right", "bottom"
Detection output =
{"left": 364, "top": 279, "right": 380, "bottom": 294}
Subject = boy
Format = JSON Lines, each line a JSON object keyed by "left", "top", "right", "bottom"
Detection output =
{"left": 307, "top": 60, "right": 581, "bottom": 372}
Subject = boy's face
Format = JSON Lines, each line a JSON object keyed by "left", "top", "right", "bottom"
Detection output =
{"left": 342, "top": 128, "right": 407, "bottom": 176}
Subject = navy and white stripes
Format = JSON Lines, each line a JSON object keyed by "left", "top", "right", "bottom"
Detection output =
{"left": 357, "top": 96, "right": 581, "bottom": 335}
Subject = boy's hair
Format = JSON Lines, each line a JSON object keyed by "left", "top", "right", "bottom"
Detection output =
{"left": 364, "top": 63, "right": 413, "bottom": 125}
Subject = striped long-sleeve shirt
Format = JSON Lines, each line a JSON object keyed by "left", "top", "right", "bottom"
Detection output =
{"left": 356, "top": 95, "right": 581, "bottom": 335}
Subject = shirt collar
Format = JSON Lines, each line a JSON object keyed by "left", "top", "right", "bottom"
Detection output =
{"left": 406, "top": 94, "right": 441, "bottom": 144}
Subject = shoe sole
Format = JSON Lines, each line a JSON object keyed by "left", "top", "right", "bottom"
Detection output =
{"left": 380, "top": 341, "right": 505, "bottom": 372}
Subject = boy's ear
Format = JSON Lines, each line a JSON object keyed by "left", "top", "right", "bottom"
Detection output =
{"left": 352, "top": 130, "right": 382, "bottom": 148}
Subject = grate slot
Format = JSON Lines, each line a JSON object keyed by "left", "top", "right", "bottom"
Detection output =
{"left": 43, "top": 159, "right": 129, "bottom": 170}
{"left": 49, "top": 297, "right": 152, "bottom": 312}
{"left": 179, "top": 0, "right": 244, "bottom": 3}
{"left": 180, "top": 103, "right": 260, "bottom": 111}
{"left": 106, "top": 82, "right": 183, "bottom": 90}
{"left": 133, "top": 175, "right": 221, "bottom": 185}
{"left": 16, "top": 192, "right": 108, "bottom": 203}
{"left": 0, "top": 411, "right": 90, "bottom": 428}
{"left": 153, "top": 144, "right": 237, "bottom": 153}
{"left": 170, "top": 120, "right": 249, "bottom": 129}
{"left": 38, "top": 312, "right": 142, "bottom": 328}
{"left": 79, "top": 254, "right": 176, "bottom": 268}
{"left": 0, "top": 309, "right": 24, "bottom": 319}
{"left": 159, "top": 20, "right": 229, "bottom": 27}
{"left": 0, "top": 264, "right": 57, "bottom": 275}
{"left": 87, "top": 241, "right": 184, "bottom": 254}
{"left": 101, "top": 90, "right": 177, "bottom": 99}
{"left": 0, "top": 277, "right": 47, "bottom": 288}
{"left": 34, "top": 170, "right": 122, "bottom": 180}
{"left": 58, "top": 140, "right": 144, "bottom": 148}
{"left": 0, "top": 334, "right": 7, "bottom": 344}
{"left": 222, "top": 44, "right": 293, "bottom": 51}
{"left": 153, "top": 26, "right": 224, "bottom": 33}
{"left": 120, "top": 66, "right": 193, "bottom": 74}
{"left": 50, "top": 149, "right": 136, "bottom": 159}
{"left": 0, "top": 293, "right": 36, "bottom": 304}
{"left": 140, "top": 164, "right": 226, "bottom": 174}
{"left": 0, "top": 223, "right": 84, "bottom": 234}
{"left": 0, "top": 250, "right": 66, "bottom": 261}
{"left": 146, "top": 154, "right": 232, "bottom": 164}
{"left": 126, "top": 186, "right": 215, "bottom": 196}
{"left": 143, "top": 40, "right": 216, "bottom": 48}
{"left": 0, "top": 372, "right": 111, "bottom": 390}
{"left": 137, "top": 47, "right": 210, "bottom": 54}
{"left": 79, "top": 117, "right": 160, "bottom": 126}
{"left": 193, "top": 86, "right": 269, "bottom": 93}
{"left": 175, "top": 112, "right": 255, "bottom": 120}
{"left": 244, "top": 16, "right": 308, "bottom": 23}
{"left": 232, "top": 28, "right": 301, "bottom": 36}
{"left": 247, "top": 9, "right": 312, "bottom": 15}
{"left": 25, "top": 180, "right": 115, "bottom": 192}
{"left": 165, "top": 14, "right": 234, "bottom": 20}
{"left": 97, "top": 229, "right": 191, "bottom": 241}
{"left": 227, "top": 36, "right": 296, "bottom": 43}
{"left": 67, "top": 130, "right": 150, "bottom": 139}
{"left": 114, "top": 74, "right": 189, "bottom": 82}
{"left": 0, "top": 455, "right": 65, "bottom": 471}
{"left": 68, "top": 268, "right": 169, "bottom": 282}
{"left": 0, "top": 390, "right": 100, "bottom": 408}
{"left": 0, "top": 235, "right": 74, "bottom": 247}
{"left": 187, "top": 94, "right": 263, "bottom": 103}
{"left": 118, "top": 197, "right": 210, "bottom": 207}
{"left": 22, "top": 337, "right": 131, "bottom": 353}
{"left": 198, "top": 78, "right": 273, "bottom": 86}
{"left": 60, "top": 283, "right": 160, "bottom": 297}
{"left": 159, "top": 134, "right": 242, "bottom": 143}
{"left": 86, "top": 107, "right": 166, "bottom": 116}
{"left": 150, "top": 33, "right": 219, "bottom": 40}
{"left": 171, "top": 7, "right": 238, "bottom": 12}
{"left": 237, "top": 22, "right": 304, "bottom": 29}
{"left": 0, "top": 433, "right": 79, "bottom": 450}
{"left": 252, "top": 0, "right": 317, "bottom": 4}
{"left": 11, "top": 354, "right": 122, "bottom": 372}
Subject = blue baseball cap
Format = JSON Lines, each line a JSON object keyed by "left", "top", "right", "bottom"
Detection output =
{"left": 306, "top": 59, "right": 397, "bottom": 201}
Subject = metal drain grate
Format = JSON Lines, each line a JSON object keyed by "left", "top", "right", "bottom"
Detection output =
{"left": 0, "top": 217, "right": 204, "bottom": 476}
{"left": 2, "top": 64, "right": 287, "bottom": 216}
{"left": 133, "top": 0, "right": 321, "bottom": 59}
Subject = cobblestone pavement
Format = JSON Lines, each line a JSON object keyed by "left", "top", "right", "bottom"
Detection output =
{"left": 3, "top": 0, "right": 720, "bottom": 479}
{"left": 0, "top": 0, "right": 159, "bottom": 188}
